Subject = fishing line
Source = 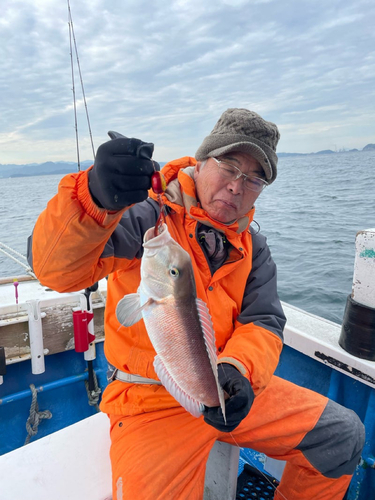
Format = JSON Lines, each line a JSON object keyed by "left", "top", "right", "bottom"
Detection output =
{"left": 152, "top": 180, "right": 179, "bottom": 243}
{"left": 217, "top": 363, "right": 288, "bottom": 500}
{"left": 228, "top": 430, "right": 288, "bottom": 500}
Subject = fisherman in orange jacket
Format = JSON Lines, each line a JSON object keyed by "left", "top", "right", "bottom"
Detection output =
{"left": 28, "top": 108, "right": 365, "bottom": 499}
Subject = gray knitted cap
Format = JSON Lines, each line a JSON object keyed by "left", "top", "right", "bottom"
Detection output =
{"left": 195, "top": 108, "right": 280, "bottom": 184}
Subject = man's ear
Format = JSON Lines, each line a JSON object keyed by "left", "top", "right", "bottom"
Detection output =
{"left": 194, "top": 160, "right": 202, "bottom": 181}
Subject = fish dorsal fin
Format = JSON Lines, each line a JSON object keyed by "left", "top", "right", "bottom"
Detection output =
{"left": 196, "top": 298, "right": 226, "bottom": 423}
{"left": 116, "top": 293, "right": 152, "bottom": 327}
{"left": 153, "top": 356, "right": 204, "bottom": 418}
{"left": 195, "top": 298, "right": 217, "bottom": 362}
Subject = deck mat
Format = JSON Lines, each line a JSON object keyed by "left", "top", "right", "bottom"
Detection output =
{"left": 236, "top": 463, "right": 279, "bottom": 499}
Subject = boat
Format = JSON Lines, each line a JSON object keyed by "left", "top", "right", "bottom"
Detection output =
{"left": 0, "top": 229, "right": 374, "bottom": 499}
{"left": 1, "top": 4, "right": 374, "bottom": 495}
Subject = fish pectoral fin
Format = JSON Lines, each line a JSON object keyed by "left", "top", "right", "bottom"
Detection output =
{"left": 152, "top": 294, "right": 175, "bottom": 305}
{"left": 153, "top": 356, "right": 204, "bottom": 418}
{"left": 196, "top": 298, "right": 227, "bottom": 424}
{"left": 116, "top": 293, "right": 153, "bottom": 327}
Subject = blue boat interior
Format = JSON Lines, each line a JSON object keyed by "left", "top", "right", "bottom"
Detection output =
{"left": 1, "top": 341, "right": 374, "bottom": 499}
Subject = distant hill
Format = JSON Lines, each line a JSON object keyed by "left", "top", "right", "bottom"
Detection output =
{"left": 0, "top": 160, "right": 93, "bottom": 178}
{"left": 278, "top": 144, "right": 374, "bottom": 157}
{"left": 278, "top": 150, "right": 335, "bottom": 157}
{"left": 0, "top": 145, "right": 373, "bottom": 178}
{"left": 0, "top": 160, "right": 169, "bottom": 179}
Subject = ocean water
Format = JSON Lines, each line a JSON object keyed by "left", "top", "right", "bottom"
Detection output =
{"left": 0, "top": 151, "right": 374, "bottom": 324}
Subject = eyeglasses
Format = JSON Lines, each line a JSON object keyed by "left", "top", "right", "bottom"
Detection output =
{"left": 211, "top": 157, "right": 268, "bottom": 193}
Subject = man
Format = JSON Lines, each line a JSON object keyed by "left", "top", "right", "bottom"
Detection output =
{"left": 28, "top": 108, "right": 365, "bottom": 499}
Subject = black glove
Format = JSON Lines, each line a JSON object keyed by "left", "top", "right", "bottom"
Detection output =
{"left": 89, "top": 131, "right": 159, "bottom": 211}
{"left": 203, "top": 363, "right": 254, "bottom": 432}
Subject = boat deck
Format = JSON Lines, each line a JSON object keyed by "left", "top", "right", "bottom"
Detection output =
{"left": 0, "top": 279, "right": 374, "bottom": 499}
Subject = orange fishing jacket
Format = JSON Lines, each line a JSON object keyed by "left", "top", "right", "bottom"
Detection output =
{"left": 28, "top": 157, "right": 285, "bottom": 416}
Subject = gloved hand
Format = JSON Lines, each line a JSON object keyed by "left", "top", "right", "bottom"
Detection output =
{"left": 88, "top": 131, "right": 159, "bottom": 211}
{"left": 203, "top": 363, "right": 254, "bottom": 432}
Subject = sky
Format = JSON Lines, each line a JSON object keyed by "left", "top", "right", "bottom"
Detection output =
{"left": 1, "top": 0, "right": 374, "bottom": 165}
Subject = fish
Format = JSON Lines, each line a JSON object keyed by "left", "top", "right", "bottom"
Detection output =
{"left": 116, "top": 223, "right": 226, "bottom": 421}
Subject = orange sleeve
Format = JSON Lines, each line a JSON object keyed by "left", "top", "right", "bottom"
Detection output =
{"left": 218, "top": 322, "right": 283, "bottom": 395}
{"left": 29, "top": 168, "right": 128, "bottom": 292}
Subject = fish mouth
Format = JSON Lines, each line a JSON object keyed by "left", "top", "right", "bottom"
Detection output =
{"left": 144, "top": 223, "right": 166, "bottom": 242}
{"left": 144, "top": 223, "right": 171, "bottom": 248}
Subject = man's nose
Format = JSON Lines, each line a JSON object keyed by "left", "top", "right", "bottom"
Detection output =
{"left": 227, "top": 176, "right": 244, "bottom": 194}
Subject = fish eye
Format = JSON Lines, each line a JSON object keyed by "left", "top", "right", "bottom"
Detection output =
{"left": 169, "top": 267, "right": 180, "bottom": 277}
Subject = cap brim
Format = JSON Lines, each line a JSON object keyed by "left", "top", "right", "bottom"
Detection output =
{"left": 206, "top": 142, "right": 272, "bottom": 181}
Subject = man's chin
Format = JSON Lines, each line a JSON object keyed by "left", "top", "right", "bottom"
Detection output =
{"left": 208, "top": 202, "right": 239, "bottom": 224}
{"left": 211, "top": 215, "right": 237, "bottom": 225}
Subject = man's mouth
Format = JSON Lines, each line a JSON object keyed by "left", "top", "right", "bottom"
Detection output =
{"left": 215, "top": 199, "right": 237, "bottom": 210}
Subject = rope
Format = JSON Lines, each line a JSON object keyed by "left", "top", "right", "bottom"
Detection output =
{"left": 24, "top": 384, "right": 52, "bottom": 445}
{"left": 0, "top": 241, "right": 28, "bottom": 261}
{"left": 84, "top": 368, "right": 102, "bottom": 412}
{"left": 0, "top": 242, "right": 37, "bottom": 279}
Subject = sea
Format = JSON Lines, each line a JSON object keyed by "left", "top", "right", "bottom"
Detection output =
{"left": 0, "top": 151, "right": 374, "bottom": 325}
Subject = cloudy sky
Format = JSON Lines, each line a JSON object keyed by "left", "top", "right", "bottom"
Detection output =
{"left": 1, "top": 0, "right": 374, "bottom": 165}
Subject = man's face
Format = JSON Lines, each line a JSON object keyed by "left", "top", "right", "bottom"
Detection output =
{"left": 193, "top": 152, "right": 265, "bottom": 224}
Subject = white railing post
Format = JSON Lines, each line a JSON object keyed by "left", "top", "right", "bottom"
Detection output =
{"left": 26, "top": 300, "right": 46, "bottom": 374}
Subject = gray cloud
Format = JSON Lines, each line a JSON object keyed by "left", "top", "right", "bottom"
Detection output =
{"left": 1, "top": 0, "right": 374, "bottom": 163}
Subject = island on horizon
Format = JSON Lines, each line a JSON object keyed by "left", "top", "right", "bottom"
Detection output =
{"left": 1, "top": 144, "right": 374, "bottom": 178}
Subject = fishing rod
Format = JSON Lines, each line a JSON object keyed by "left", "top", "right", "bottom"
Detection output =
{"left": 67, "top": 0, "right": 95, "bottom": 170}
{"left": 68, "top": 16, "right": 80, "bottom": 171}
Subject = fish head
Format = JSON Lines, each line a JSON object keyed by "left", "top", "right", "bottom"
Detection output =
{"left": 141, "top": 224, "right": 196, "bottom": 301}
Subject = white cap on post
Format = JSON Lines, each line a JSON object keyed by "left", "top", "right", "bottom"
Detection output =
{"left": 352, "top": 228, "right": 375, "bottom": 308}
